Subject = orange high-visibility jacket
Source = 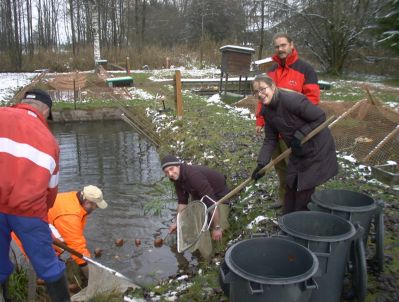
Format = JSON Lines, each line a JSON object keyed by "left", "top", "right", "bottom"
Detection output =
{"left": 48, "top": 191, "right": 90, "bottom": 265}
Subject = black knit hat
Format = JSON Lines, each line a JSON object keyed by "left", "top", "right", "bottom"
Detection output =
{"left": 161, "top": 155, "right": 181, "bottom": 170}
{"left": 24, "top": 89, "right": 53, "bottom": 120}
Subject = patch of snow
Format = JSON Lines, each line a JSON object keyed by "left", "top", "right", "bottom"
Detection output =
{"left": 128, "top": 87, "right": 154, "bottom": 100}
{"left": 337, "top": 154, "right": 357, "bottom": 163}
{"left": 176, "top": 275, "right": 188, "bottom": 281}
{"left": 204, "top": 93, "right": 256, "bottom": 120}
{"left": 123, "top": 297, "right": 146, "bottom": 302}
{"left": 149, "top": 67, "right": 221, "bottom": 82}
{"left": 247, "top": 215, "right": 277, "bottom": 229}
{"left": 0, "top": 73, "right": 37, "bottom": 102}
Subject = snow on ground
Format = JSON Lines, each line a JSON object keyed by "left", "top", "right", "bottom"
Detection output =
{"left": 0, "top": 73, "right": 37, "bottom": 103}
{"left": 205, "top": 93, "right": 254, "bottom": 120}
{"left": 148, "top": 67, "right": 220, "bottom": 81}
{"left": 128, "top": 87, "right": 155, "bottom": 100}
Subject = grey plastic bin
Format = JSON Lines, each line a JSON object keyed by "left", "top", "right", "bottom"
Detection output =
{"left": 279, "top": 211, "right": 364, "bottom": 302}
{"left": 309, "top": 189, "right": 384, "bottom": 271}
{"left": 220, "top": 237, "right": 318, "bottom": 302}
{"left": 308, "top": 189, "right": 385, "bottom": 302}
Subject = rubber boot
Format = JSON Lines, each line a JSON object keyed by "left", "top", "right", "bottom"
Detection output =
{"left": 45, "top": 274, "right": 71, "bottom": 302}
{"left": 1, "top": 279, "right": 12, "bottom": 302}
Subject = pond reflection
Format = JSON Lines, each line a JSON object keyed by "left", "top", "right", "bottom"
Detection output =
{"left": 51, "top": 120, "right": 196, "bottom": 285}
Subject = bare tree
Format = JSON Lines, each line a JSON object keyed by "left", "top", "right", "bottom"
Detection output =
{"left": 268, "top": 0, "right": 387, "bottom": 75}
{"left": 69, "top": 0, "right": 76, "bottom": 55}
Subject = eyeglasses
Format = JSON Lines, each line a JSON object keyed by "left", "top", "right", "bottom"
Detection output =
{"left": 252, "top": 86, "right": 269, "bottom": 96}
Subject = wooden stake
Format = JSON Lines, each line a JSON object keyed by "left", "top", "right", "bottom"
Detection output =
{"left": 174, "top": 70, "right": 183, "bottom": 119}
{"left": 126, "top": 56, "right": 130, "bottom": 75}
{"left": 362, "top": 125, "right": 399, "bottom": 163}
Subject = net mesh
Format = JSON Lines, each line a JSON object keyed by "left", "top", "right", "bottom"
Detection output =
{"left": 235, "top": 96, "right": 399, "bottom": 165}
{"left": 176, "top": 201, "right": 209, "bottom": 253}
{"left": 71, "top": 263, "right": 138, "bottom": 302}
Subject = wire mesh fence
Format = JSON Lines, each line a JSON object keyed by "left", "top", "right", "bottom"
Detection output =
{"left": 234, "top": 95, "right": 399, "bottom": 166}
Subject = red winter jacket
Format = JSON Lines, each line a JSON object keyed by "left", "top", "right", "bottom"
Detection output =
{"left": 256, "top": 48, "right": 320, "bottom": 127}
{"left": 0, "top": 103, "right": 60, "bottom": 221}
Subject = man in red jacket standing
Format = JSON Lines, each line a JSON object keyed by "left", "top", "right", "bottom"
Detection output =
{"left": 0, "top": 89, "right": 70, "bottom": 302}
{"left": 255, "top": 32, "right": 320, "bottom": 209}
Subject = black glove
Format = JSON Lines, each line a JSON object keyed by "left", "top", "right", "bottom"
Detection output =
{"left": 251, "top": 164, "right": 265, "bottom": 181}
{"left": 290, "top": 130, "right": 305, "bottom": 157}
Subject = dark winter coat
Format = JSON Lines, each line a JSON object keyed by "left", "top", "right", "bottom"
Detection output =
{"left": 173, "top": 164, "right": 230, "bottom": 207}
{"left": 257, "top": 89, "right": 338, "bottom": 191}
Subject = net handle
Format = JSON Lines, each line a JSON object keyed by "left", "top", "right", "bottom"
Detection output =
{"left": 53, "top": 239, "right": 133, "bottom": 282}
{"left": 212, "top": 115, "right": 335, "bottom": 208}
{"left": 201, "top": 195, "right": 218, "bottom": 230}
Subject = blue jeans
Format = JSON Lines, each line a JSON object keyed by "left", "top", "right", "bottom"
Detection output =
{"left": 0, "top": 213, "right": 65, "bottom": 283}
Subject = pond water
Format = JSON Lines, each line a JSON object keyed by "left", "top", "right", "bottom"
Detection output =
{"left": 51, "top": 120, "right": 196, "bottom": 285}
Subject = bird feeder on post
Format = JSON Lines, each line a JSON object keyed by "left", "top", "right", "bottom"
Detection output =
{"left": 219, "top": 45, "right": 255, "bottom": 96}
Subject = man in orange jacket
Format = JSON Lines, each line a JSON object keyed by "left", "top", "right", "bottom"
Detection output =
{"left": 48, "top": 185, "right": 108, "bottom": 280}
{"left": 255, "top": 32, "right": 320, "bottom": 208}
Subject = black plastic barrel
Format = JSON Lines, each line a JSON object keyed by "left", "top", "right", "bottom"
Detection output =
{"left": 309, "top": 189, "right": 384, "bottom": 271}
{"left": 308, "top": 189, "right": 385, "bottom": 302}
{"left": 278, "top": 211, "right": 362, "bottom": 302}
{"left": 220, "top": 237, "right": 318, "bottom": 302}
{"left": 310, "top": 190, "right": 376, "bottom": 239}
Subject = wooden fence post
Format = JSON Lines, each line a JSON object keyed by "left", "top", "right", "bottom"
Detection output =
{"left": 73, "top": 79, "right": 77, "bottom": 110}
{"left": 126, "top": 56, "right": 130, "bottom": 75}
{"left": 174, "top": 70, "right": 183, "bottom": 119}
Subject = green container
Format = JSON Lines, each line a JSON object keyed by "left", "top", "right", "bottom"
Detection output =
{"left": 106, "top": 76, "right": 133, "bottom": 87}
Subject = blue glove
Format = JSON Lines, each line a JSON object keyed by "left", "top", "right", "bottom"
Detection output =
{"left": 251, "top": 164, "right": 265, "bottom": 181}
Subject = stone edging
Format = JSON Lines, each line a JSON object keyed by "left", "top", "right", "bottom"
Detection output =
{"left": 52, "top": 108, "right": 123, "bottom": 122}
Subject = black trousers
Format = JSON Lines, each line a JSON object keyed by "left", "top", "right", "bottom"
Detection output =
{"left": 283, "top": 179, "right": 315, "bottom": 214}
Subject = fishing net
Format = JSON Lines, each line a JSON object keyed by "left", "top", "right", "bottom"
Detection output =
{"left": 176, "top": 198, "right": 217, "bottom": 254}
{"left": 71, "top": 263, "right": 138, "bottom": 302}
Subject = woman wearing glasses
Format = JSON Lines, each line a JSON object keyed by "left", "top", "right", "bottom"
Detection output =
{"left": 251, "top": 74, "right": 338, "bottom": 214}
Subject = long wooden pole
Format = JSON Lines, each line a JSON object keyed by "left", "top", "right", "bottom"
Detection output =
{"left": 53, "top": 239, "right": 133, "bottom": 283}
{"left": 362, "top": 125, "right": 399, "bottom": 163}
{"left": 216, "top": 115, "right": 336, "bottom": 206}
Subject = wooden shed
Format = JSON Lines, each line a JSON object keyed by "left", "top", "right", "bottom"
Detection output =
{"left": 220, "top": 45, "right": 255, "bottom": 75}
{"left": 219, "top": 45, "right": 255, "bottom": 96}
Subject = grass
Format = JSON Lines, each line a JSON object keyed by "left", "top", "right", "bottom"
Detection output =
{"left": 8, "top": 268, "right": 28, "bottom": 302}
{"left": 318, "top": 74, "right": 399, "bottom": 104}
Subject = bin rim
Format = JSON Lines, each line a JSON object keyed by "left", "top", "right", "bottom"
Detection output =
{"left": 312, "top": 189, "right": 377, "bottom": 213}
{"left": 225, "top": 237, "right": 318, "bottom": 285}
{"left": 278, "top": 211, "right": 356, "bottom": 242}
